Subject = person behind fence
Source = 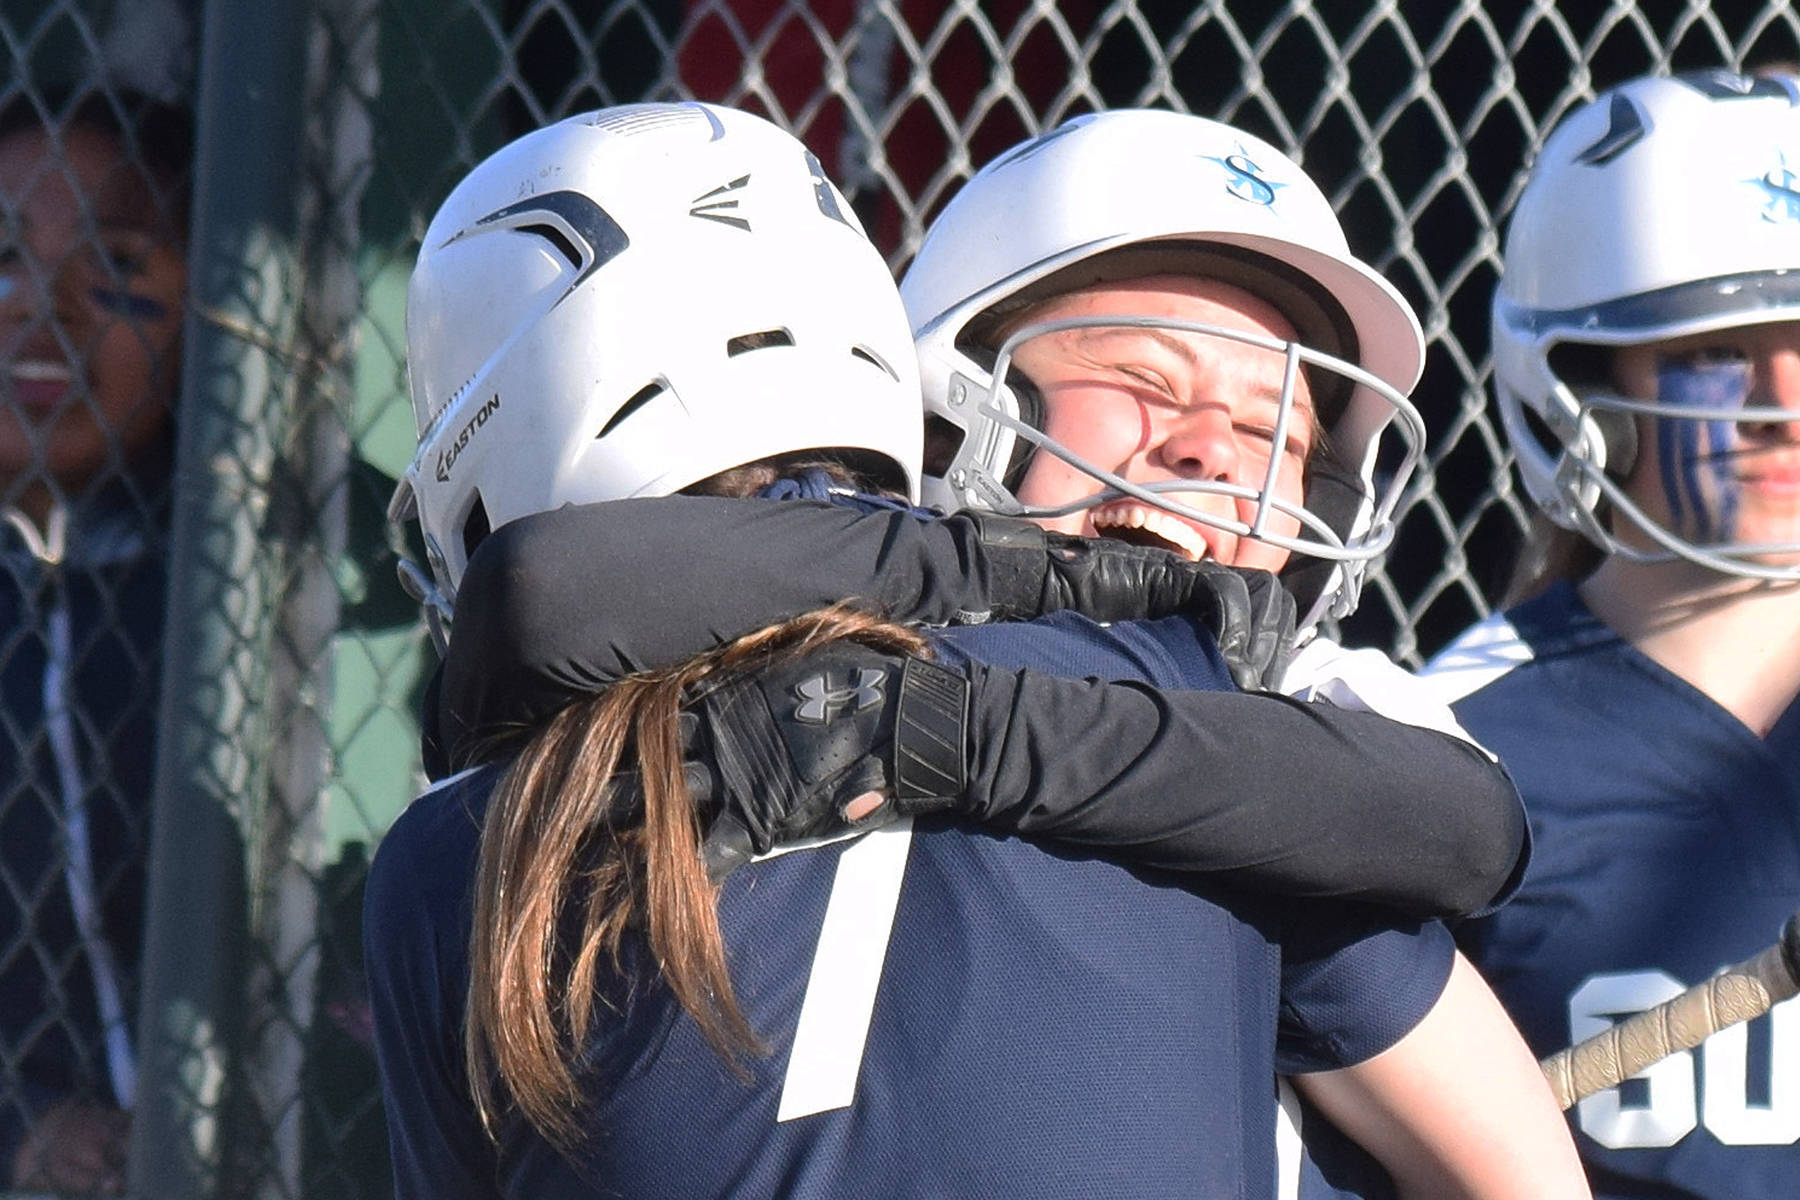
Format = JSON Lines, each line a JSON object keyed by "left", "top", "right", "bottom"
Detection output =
{"left": 0, "top": 86, "right": 190, "bottom": 1197}
{"left": 367, "top": 102, "right": 1585, "bottom": 1197}
{"left": 1419, "top": 70, "right": 1800, "bottom": 1199}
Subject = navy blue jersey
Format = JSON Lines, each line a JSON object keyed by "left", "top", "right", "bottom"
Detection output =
{"left": 368, "top": 611, "right": 1454, "bottom": 1199}
{"left": 1424, "top": 581, "right": 1800, "bottom": 1199}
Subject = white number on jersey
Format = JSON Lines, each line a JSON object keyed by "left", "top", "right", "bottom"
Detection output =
{"left": 776, "top": 819, "right": 915, "bottom": 1121}
{"left": 1569, "top": 970, "right": 1800, "bottom": 1149}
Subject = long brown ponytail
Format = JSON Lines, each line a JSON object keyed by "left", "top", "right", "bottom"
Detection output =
{"left": 463, "top": 604, "right": 929, "bottom": 1150}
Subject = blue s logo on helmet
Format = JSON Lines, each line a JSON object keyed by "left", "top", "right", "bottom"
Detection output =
{"left": 1207, "top": 145, "right": 1284, "bottom": 208}
{"left": 1753, "top": 151, "right": 1800, "bottom": 225}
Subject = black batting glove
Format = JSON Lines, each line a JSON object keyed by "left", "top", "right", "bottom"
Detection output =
{"left": 1176, "top": 562, "right": 1296, "bottom": 692}
{"left": 966, "top": 513, "right": 1295, "bottom": 691}
{"left": 681, "top": 643, "right": 971, "bottom": 881}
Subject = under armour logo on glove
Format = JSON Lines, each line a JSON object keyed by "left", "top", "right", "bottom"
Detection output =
{"left": 792, "top": 668, "right": 886, "bottom": 724}
{"left": 692, "top": 644, "right": 971, "bottom": 882}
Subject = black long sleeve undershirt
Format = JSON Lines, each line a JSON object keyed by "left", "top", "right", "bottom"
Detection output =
{"left": 962, "top": 662, "right": 1523, "bottom": 918}
{"left": 440, "top": 497, "right": 1041, "bottom": 759}
{"left": 439, "top": 496, "right": 1524, "bottom": 919}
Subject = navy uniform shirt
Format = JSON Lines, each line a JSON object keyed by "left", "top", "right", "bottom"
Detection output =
{"left": 369, "top": 612, "right": 1454, "bottom": 1198}
{"left": 1424, "top": 581, "right": 1800, "bottom": 1199}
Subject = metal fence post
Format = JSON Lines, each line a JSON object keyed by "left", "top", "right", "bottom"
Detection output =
{"left": 129, "top": 0, "right": 311, "bottom": 1194}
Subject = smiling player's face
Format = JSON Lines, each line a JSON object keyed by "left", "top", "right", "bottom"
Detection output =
{"left": 0, "top": 124, "right": 187, "bottom": 504}
{"left": 1612, "top": 321, "right": 1800, "bottom": 568}
{"left": 1006, "top": 275, "right": 1317, "bottom": 574}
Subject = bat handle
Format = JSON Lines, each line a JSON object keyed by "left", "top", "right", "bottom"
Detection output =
{"left": 1542, "top": 913, "right": 1800, "bottom": 1112}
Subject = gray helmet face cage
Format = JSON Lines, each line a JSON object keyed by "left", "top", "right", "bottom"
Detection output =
{"left": 1543, "top": 377, "right": 1800, "bottom": 581}
{"left": 936, "top": 313, "right": 1426, "bottom": 573}
{"left": 397, "top": 549, "right": 455, "bottom": 655}
{"left": 387, "top": 480, "right": 456, "bottom": 654}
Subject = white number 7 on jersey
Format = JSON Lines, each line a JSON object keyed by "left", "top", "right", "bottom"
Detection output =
{"left": 776, "top": 819, "right": 915, "bottom": 1122}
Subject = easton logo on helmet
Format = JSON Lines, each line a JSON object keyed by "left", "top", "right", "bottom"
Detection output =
{"left": 690, "top": 176, "right": 752, "bottom": 230}
{"left": 435, "top": 393, "right": 502, "bottom": 483}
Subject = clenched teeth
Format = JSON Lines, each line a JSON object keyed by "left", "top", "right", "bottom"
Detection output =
{"left": 1091, "top": 504, "right": 1211, "bottom": 561}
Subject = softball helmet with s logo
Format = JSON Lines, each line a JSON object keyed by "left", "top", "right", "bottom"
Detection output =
{"left": 902, "top": 107, "right": 1427, "bottom": 626}
{"left": 1493, "top": 70, "right": 1800, "bottom": 578}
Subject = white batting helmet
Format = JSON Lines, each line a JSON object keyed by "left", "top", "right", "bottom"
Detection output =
{"left": 1494, "top": 70, "right": 1800, "bottom": 578}
{"left": 391, "top": 102, "right": 922, "bottom": 640}
{"left": 902, "top": 108, "right": 1427, "bottom": 625}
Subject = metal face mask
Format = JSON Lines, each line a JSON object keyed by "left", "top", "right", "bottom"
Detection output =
{"left": 932, "top": 311, "right": 1425, "bottom": 609}
{"left": 1548, "top": 344, "right": 1800, "bottom": 578}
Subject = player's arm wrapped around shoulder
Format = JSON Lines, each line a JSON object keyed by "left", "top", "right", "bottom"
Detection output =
{"left": 438, "top": 495, "right": 1289, "bottom": 770}
{"left": 957, "top": 656, "right": 1526, "bottom": 919}
{"left": 684, "top": 637, "right": 1525, "bottom": 921}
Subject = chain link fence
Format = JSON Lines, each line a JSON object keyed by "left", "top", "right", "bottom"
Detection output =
{"left": 0, "top": 0, "right": 1795, "bottom": 1196}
